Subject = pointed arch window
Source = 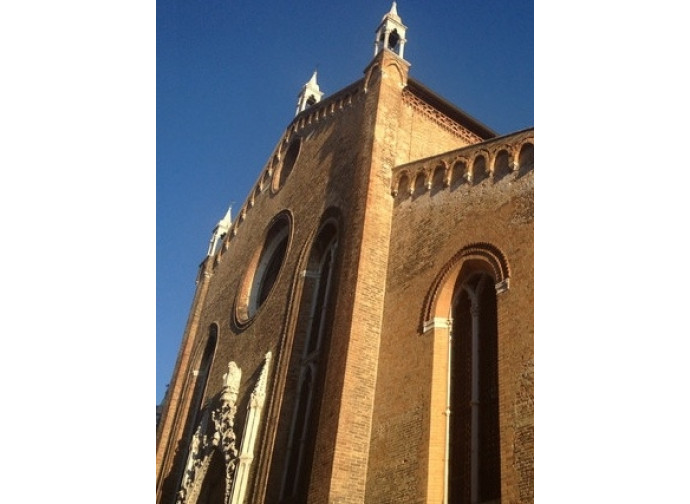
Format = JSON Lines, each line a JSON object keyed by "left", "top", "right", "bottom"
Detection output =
{"left": 190, "top": 324, "right": 218, "bottom": 422}
{"left": 175, "top": 324, "right": 219, "bottom": 500}
{"left": 449, "top": 273, "right": 501, "bottom": 504}
{"left": 276, "top": 138, "right": 301, "bottom": 190}
{"left": 278, "top": 223, "right": 339, "bottom": 503}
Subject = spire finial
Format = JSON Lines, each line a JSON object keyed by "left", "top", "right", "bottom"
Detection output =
{"left": 381, "top": 1, "right": 401, "bottom": 22}
{"left": 374, "top": 2, "right": 407, "bottom": 59}
{"left": 295, "top": 68, "right": 324, "bottom": 116}
{"left": 207, "top": 204, "right": 233, "bottom": 256}
{"left": 220, "top": 205, "right": 232, "bottom": 228}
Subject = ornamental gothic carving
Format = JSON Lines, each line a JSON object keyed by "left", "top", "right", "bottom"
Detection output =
{"left": 176, "top": 354, "right": 273, "bottom": 504}
{"left": 176, "top": 361, "right": 242, "bottom": 504}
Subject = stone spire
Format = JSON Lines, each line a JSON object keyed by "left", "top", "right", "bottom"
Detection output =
{"left": 207, "top": 206, "right": 232, "bottom": 256}
{"left": 373, "top": 2, "right": 408, "bottom": 60}
{"left": 387, "top": 1, "right": 401, "bottom": 21}
{"left": 295, "top": 70, "right": 324, "bottom": 116}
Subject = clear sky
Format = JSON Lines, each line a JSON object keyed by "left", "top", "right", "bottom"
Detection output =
{"left": 156, "top": 0, "right": 534, "bottom": 404}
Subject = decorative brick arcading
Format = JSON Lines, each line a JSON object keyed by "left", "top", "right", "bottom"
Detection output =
{"left": 391, "top": 128, "right": 534, "bottom": 197}
{"left": 402, "top": 89, "right": 483, "bottom": 145}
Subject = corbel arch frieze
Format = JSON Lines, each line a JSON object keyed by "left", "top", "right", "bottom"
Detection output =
{"left": 451, "top": 156, "right": 469, "bottom": 168}
{"left": 261, "top": 169, "right": 272, "bottom": 190}
{"left": 471, "top": 149, "right": 491, "bottom": 162}
{"left": 416, "top": 165, "right": 433, "bottom": 190}
{"left": 491, "top": 147, "right": 515, "bottom": 179}
{"left": 519, "top": 132, "right": 534, "bottom": 146}
{"left": 392, "top": 170, "right": 408, "bottom": 189}
{"left": 412, "top": 169, "right": 428, "bottom": 195}
{"left": 282, "top": 130, "right": 292, "bottom": 148}
{"left": 442, "top": 160, "right": 452, "bottom": 186}
{"left": 514, "top": 135, "right": 534, "bottom": 169}
{"left": 450, "top": 156, "right": 470, "bottom": 184}
{"left": 469, "top": 150, "right": 491, "bottom": 179}
{"left": 486, "top": 144, "right": 512, "bottom": 174}
{"left": 420, "top": 242, "right": 511, "bottom": 332}
{"left": 516, "top": 138, "right": 535, "bottom": 174}
{"left": 518, "top": 138, "right": 535, "bottom": 155}
{"left": 430, "top": 160, "right": 450, "bottom": 188}
{"left": 392, "top": 170, "right": 411, "bottom": 196}
{"left": 234, "top": 211, "right": 244, "bottom": 233}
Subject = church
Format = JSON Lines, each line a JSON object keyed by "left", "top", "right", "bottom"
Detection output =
{"left": 156, "top": 3, "right": 534, "bottom": 503}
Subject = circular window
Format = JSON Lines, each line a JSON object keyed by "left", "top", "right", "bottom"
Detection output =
{"left": 235, "top": 213, "right": 292, "bottom": 327}
{"left": 274, "top": 138, "right": 301, "bottom": 190}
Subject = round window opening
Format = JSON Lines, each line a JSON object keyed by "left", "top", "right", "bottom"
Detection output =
{"left": 235, "top": 214, "right": 291, "bottom": 326}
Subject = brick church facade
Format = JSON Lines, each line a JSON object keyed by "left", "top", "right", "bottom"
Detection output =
{"left": 156, "top": 4, "right": 534, "bottom": 503}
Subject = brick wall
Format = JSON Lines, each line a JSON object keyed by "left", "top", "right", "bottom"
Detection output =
{"left": 367, "top": 131, "right": 534, "bottom": 503}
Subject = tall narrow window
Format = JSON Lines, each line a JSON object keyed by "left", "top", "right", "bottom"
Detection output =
{"left": 190, "top": 324, "right": 218, "bottom": 425}
{"left": 277, "top": 138, "right": 301, "bottom": 189}
{"left": 176, "top": 325, "right": 218, "bottom": 499}
{"left": 449, "top": 273, "right": 501, "bottom": 504}
{"left": 279, "top": 223, "right": 338, "bottom": 503}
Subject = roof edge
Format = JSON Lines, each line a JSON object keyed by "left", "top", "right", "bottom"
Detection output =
{"left": 406, "top": 78, "right": 498, "bottom": 139}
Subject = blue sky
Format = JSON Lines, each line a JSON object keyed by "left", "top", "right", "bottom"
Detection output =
{"left": 156, "top": 0, "right": 534, "bottom": 404}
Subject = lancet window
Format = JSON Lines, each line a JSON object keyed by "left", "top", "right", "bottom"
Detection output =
{"left": 279, "top": 223, "right": 339, "bottom": 503}
{"left": 449, "top": 272, "right": 501, "bottom": 504}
